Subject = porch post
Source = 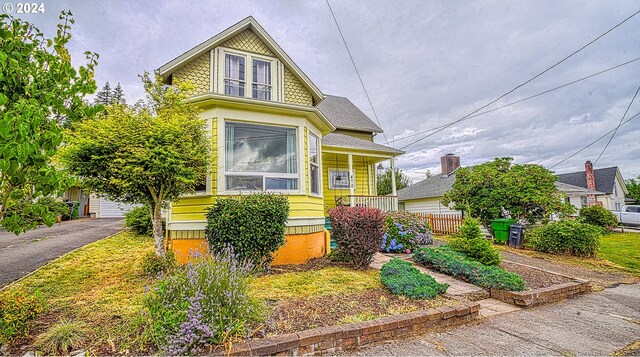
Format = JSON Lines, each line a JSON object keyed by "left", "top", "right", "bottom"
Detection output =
{"left": 391, "top": 157, "right": 398, "bottom": 210}
{"left": 348, "top": 154, "right": 355, "bottom": 207}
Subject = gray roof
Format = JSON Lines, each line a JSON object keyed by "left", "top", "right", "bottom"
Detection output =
{"left": 554, "top": 181, "right": 603, "bottom": 195}
{"left": 322, "top": 132, "right": 404, "bottom": 155}
{"left": 317, "top": 95, "right": 383, "bottom": 133}
{"left": 397, "top": 173, "right": 456, "bottom": 201}
{"left": 556, "top": 167, "right": 618, "bottom": 194}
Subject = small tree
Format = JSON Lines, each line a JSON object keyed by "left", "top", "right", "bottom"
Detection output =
{"left": 626, "top": 176, "right": 640, "bottom": 204}
{"left": 112, "top": 83, "right": 126, "bottom": 105}
{"left": 0, "top": 11, "right": 99, "bottom": 234}
{"left": 94, "top": 81, "right": 112, "bottom": 105}
{"left": 377, "top": 167, "right": 412, "bottom": 196}
{"left": 442, "top": 157, "right": 572, "bottom": 229}
{"left": 60, "top": 73, "right": 210, "bottom": 257}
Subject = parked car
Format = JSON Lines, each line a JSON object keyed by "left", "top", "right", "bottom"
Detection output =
{"left": 615, "top": 205, "right": 640, "bottom": 226}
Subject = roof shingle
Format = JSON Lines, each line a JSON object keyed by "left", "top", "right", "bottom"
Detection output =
{"left": 396, "top": 173, "right": 456, "bottom": 201}
{"left": 556, "top": 167, "right": 619, "bottom": 194}
{"left": 317, "top": 95, "right": 383, "bottom": 133}
{"left": 322, "top": 132, "right": 404, "bottom": 155}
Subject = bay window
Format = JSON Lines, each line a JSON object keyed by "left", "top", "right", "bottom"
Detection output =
{"left": 225, "top": 122, "right": 298, "bottom": 191}
{"left": 309, "top": 133, "right": 319, "bottom": 194}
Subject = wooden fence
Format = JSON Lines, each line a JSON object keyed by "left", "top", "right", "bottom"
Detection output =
{"left": 414, "top": 213, "right": 464, "bottom": 235}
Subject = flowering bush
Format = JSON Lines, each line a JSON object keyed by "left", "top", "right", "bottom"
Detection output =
{"left": 143, "top": 248, "right": 263, "bottom": 355}
{"left": 0, "top": 290, "right": 46, "bottom": 344}
{"left": 381, "top": 212, "right": 432, "bottom": 253}
{"left": 329, "top": 206, "right": 386, "bottom": 268}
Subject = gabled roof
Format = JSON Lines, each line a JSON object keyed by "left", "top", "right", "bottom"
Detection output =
{"left": 322, "top": 132, "right": 403, "bottom": 155}
{"left": 397, "top": 173, "right": 456, "bottom": 201}
{"left": 554, "top": 181, "right": 603, "bottom": 195}
{"left": 556, "top": 167, "right": 620, "bottom": 194}
{"left": 157, "top": 16, "right": 323, "bottom": 102}
{"left": 316, "top": 95, "right": 383, "bottom": 133}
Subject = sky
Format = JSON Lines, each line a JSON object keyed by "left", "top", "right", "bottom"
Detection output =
{"left": 12, "top": 0, "right": 640, "bottom": 184}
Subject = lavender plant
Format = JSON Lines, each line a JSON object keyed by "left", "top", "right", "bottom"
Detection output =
{"left": 381, "top": 212, "right": 433, "bottom": 253}
{"left": 143, "top": 248, "right": 263, "bottom": 355}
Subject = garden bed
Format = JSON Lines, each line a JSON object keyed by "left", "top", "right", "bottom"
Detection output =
{"left": 500, "top": 261, "right": 572, "bottom": 290}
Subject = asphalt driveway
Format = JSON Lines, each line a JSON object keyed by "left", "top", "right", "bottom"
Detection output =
{"left": 0, "top": 218, "right": 124, "bottom": 287}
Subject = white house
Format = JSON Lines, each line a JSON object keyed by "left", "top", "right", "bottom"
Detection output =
{"left": 556, "top": 161, "right": 628, "bottom": 211}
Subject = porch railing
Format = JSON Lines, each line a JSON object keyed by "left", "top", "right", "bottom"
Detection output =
{"left": 349, "top": 195, "right": 398, "bottom": 212}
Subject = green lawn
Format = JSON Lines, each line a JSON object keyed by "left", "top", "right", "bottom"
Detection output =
{"left": 599, "top": 232, "right": 640, "bottom": 274}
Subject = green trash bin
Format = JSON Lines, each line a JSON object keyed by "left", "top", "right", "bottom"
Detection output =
{"left": 491, "top": 218, "right": 517, "bottom": 243}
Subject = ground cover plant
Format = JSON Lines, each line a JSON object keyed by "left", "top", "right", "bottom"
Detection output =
{"left": 206, "top": 193, "right": 289, "bottom": 271}
{"left": 381, "top": 211, "right": 432, "bottom": 253}
{"left": 0, "top": 290, "right": 46, "bottom": 345}
{"left": 329, "top": 206, "right": 386, "bottom": 268}
{"left": 414, "top": 245, "right": 525, "bottom": 291}
{"left": 526, "top": 220, "right": 601, "bottom": 257}
{"left": 380, "top": 258, "right": 448, "bottom": 299}
{"left": 448, "top": 217, "right": 501, "bottom": 265}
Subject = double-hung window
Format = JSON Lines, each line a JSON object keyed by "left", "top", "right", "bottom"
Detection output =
{"left": 252, "top": 59, "right": 271, "bottom": 100}
{"left": 225, "top": 122, "right": 298, "bottom": 191}
{"left": 308, "top": 133, "right": 320, "bottom": 194}
{"left": 224, "top": 54, "right": 245, "bottom": 96}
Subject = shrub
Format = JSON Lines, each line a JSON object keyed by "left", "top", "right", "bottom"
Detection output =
{"left": 125, "top": 205, "right": 153, "bottom": 235}
{"left": 448, "top": 237, "right": 501, "bottom": 265}
{"left": 328, "top": 206, "right": 386, "bottom": 268}
{"left": 141, "top": 250, "right": 176, "bottom": 276}
{"left": 327, "top": 247, "right": 349, "bottom": 263}
{"left": 414, "top": 246, "right": 525, "bottom": 291}
{"left": 33, "top": 319, "right": 87, "bottom": 355}
{"left": 527, "top": 220, "right": 601, "bottom": 257}
{"left": 144, "top": 248, "right": 263, "bottom": 355}
{"left": 381, "top": 212, "right": 432, "bottom": 253}
{"left": 578, "top": 205, "right": 618, "bottom": 230}
{"left": 4, "top": 197, "right": 70, "bottom": 226}
{"left": 381, "top": 258, "right": 448, "bottom": 299}
{"left": 0, "top": 290, "right": 46, "bottom": 344}
{"left": 205, "top": 193, "right": 289, "bottom": 271}
{"left": 457, "top": 217, "right": 484, "bottom": 240}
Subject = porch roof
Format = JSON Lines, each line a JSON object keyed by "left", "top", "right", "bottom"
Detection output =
{"left": 322, "top": 132, "right": 404, "bottom": 156}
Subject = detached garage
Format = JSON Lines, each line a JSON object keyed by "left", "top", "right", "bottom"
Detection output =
{"left": 89, "top": 194, "right": 140, "bottom": 218}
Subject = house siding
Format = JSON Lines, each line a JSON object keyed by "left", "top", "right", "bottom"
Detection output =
{"left": 284, "top": 67, "right": 313, "bottom": 106}
{"left": 172, "top": 52, "right": 211, "bottom": 96}
{"left": 322, "top": 154, "right": 372, "bottom": 213}
{"left": 402, "top": 197, "right": 460, "bottom": 215}
{"left": 221, "top": 29, "right": 275, "bottom": 56}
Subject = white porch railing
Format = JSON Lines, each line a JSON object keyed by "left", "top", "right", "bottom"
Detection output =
{"left": 349, "top": 195, "right": 398, "bottom": 212}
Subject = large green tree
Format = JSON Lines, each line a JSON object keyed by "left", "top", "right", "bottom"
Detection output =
{"left": 60, "top": 73, "right": 210, "bottom": 257}
{"left": 377, "top": 167, "right": 412, "bottom": 196}
{"left": 0, "top": 11, "right": 99, "bottom": 234}
{"left": 626, "top": 176, "right": 640, "bottom": 204}
{"left": 442, "top": 157, "right": 573, "bottom": 229}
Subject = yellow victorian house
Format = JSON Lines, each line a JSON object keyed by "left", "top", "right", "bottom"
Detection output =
{"left": 158, "top": 16, "right": 403, "bottom": 265}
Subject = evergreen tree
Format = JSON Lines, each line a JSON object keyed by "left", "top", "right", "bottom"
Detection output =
{"left": 112, "top": 82, "right": 126, "bottom": 104}
{"left": 94, "top": 81, "right": 112, "bottom": 105}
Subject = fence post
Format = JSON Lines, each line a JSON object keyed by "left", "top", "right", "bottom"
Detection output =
{"left": 429, "top": 214, "right": 434, "bottom": 233}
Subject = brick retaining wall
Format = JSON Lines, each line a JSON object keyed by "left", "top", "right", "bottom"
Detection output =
{"left": 226, "top": 302, "right": 480, "bottom": 356}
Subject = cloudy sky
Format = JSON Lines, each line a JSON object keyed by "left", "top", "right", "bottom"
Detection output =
{"left": 14, "top": 0, "right": 640, "bottom": 183}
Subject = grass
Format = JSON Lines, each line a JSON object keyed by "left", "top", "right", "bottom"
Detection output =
{"left": 251, "top": 267, "right": 381, "bottom": 300}
{"left": 599, "top": 233, "right": 640, "bottom": 274}
{"left": 5, "top": 231, "right": 155, "bottom": 355}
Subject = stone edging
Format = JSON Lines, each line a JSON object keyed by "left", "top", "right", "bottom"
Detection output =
{"left": 226, "top": 302, "right": 480, "bottom": 356}
{"left": 491, "top": 260, "right": 591, "bottom": 307}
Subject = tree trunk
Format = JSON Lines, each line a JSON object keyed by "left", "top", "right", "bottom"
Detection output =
{"left": 150, "top": 203, "right": 165, "bottom": 258}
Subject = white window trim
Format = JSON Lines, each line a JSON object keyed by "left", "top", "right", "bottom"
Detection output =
{"left": 218, "top": 118, "right": 304, "bottom": 195}
{"left": 215, "top": 46, "right": 282, "bottom": 102}
{"left": 328, "top": 168, "right": 355, "bottom": 190}
{"left": 308, "top": 132, "right": 321, "bottom": 197}
{"left": 182, "top": 117, "right": 213, "bottom": 197}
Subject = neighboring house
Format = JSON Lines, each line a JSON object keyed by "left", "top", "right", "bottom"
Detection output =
{"left": 397, "top": 154, "right": 462, "bottom": 215}
{"left": 62, "top": 187, "right": 138, "bottom": 218}
{"left": 157, "top": 16, "right": 403, "bottom": 265}
{"left": 556, "top": 161, "right": 628, "bottom": 211}
{"left": 554, "top": 182, "right": 604, "bottom": 213}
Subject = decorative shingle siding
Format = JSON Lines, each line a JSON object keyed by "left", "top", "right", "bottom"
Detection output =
{"left": 221, "top": 29, "right": 275, "bottom": 56}
{"left": 335, "top": 129, "right": 373, "bottom": 142}
{"left": 172, "top": 52, "right": 211, "bottom": 96}
{"left": 284, "top": 67, "right": 313, "bottom": 106}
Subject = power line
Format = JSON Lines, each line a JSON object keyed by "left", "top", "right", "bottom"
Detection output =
{"left": 594, "top": 84, "right": 640, "bottom": 165}
{"left": 325, "top": 0, "right": 389, "bottom": 145}
{"left": 549, "top": 111, "right": 640, "bottom": 169}
{"left": 400, "top": 8, "right": 640, "bottom": 151}
{"left": 391, "top": 57, "right": 640, "bottom": 143}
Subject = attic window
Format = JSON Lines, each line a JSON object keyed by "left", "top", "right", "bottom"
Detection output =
{"left": 224, "top": 54, "right": 245, "bottom": 96}
{"left": 252, "top": 59, "right": 271, "bottom": 100}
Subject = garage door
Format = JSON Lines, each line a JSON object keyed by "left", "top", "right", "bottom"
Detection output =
{"left": 98, "top": 198, "right": 139, "bottom": 218}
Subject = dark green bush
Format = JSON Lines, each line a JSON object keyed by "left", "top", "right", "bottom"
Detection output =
{"left": 141, "top": 250, "right": 176, "bottom": 276}
{"left": 327, "top": 247, "right": 349, "bottom": 263}
{"left": 4, "top": 197, "right": 70, "bottom": 228}
{"left": 205, "top": 193, "right": 289, "bottom": 271}
{"left": 0, "top": 290, "right": 47, "bottom": 344}
{"left": 329, "top": 206, "right": 386, "bottom": 268}
{"left": 414, "top": 246, "right": 525, "bottom": 291}
{"left": 457, "top": 217, "right": 484, "bottom": 240}
{"left": 449, "top": 217, "right": 501, "bottom": 265}
{"left": 381, "top": 258, "right": 448, "bottom": 299}
{"left": 125, "top": 205, "right": 153, "bottom": 235}
{"left": 527, "top": 220, "right": 601, "bottom": 257}
{"left": 578, "top": 205, "right": 618, "bottom": 229}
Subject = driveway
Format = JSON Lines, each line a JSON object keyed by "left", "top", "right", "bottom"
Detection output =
{"left": 0, "top": 218, "right": 124, "bottom": 287}
{"left": 345, "top": 283, "right": 640, "bottom": 356}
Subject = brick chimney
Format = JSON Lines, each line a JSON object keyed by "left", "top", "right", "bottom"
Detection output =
{"left": 441, "top": 154, "right": 460, "bottom": 177}
{"left": 585, "top": 160, "right": 597, "bottom": 206}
